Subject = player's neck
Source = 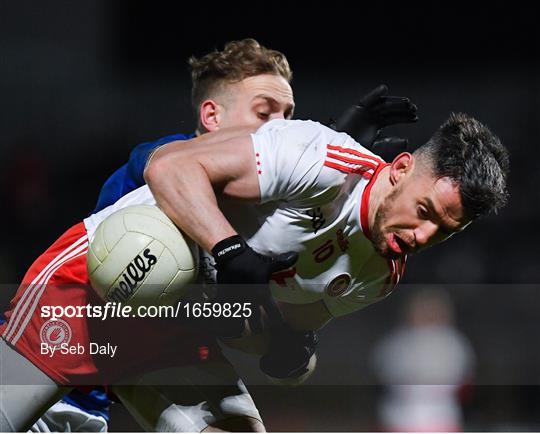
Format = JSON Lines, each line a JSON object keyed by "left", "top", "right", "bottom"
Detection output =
{"left": 367, "top": 165, "right": 392, "bottom": 232}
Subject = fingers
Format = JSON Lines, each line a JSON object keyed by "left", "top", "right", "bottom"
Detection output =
{"left": 372, "top": 137, "right": 409, "bottom": 162}
{"left": 378, "top": 113, "right": 419, "bottom": 127}
{"left": 373, "top": 137, "right": 409, "bottom": 149}
{"left": 358, "top": 88, "right": 419, "bottom": 129}
{"left": 269, "top": 251, "right": 298, "bottom": 273}
{"left": 369, "top": 97, "right": 418, "bottom": 117}
{"left": 358, "top": 84, "right": 388, "bottom": 107}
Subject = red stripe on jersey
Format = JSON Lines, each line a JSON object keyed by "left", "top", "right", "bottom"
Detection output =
{"left": 326, "top": 151, "right": 378, "bottom": 170}
{"left": 323, "top": 161, "right": 373, "bottom": 178}
{"left": 327, "top": 144, "right": 385, "bottom": 165}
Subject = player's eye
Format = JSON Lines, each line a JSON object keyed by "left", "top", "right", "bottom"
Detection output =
{"left": 417, "top": 206, "right": 429, "bottom": 219}
{"left": 257, "top": 112, "right": 270, "bottom": 120}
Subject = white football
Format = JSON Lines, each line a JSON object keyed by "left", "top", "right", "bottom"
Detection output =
{"left": 87, "top": 205, "right": 198, "bottom": 307}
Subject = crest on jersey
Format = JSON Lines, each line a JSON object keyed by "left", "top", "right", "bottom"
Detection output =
{"left": 325, "top": 273, "right": 351, "bottom": 297}
{"left": 40, "top": 318, "right": 72, "bottom": 348}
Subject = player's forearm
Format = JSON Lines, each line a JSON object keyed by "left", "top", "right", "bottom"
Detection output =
{"left": 144, "top": 152, "right": 237, "bottom": 252}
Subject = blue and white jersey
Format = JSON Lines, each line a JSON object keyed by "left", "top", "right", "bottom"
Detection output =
{"left": 93, "top": 132, "right": 195, "bottom": 213}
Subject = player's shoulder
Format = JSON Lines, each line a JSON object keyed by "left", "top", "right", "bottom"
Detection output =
{"left": 254, "top": 119, "right": 336, "bottom": 139}
{"left": 253, "top": 120, "right": 345, "bottom": 157}
{"left": 131, "top": 132, "right": 195, "bottom": 154}
{"left": 253, "top": 119, "right": 379, "bottom": 158}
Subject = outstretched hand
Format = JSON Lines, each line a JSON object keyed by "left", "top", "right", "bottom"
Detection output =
{"left": 332, "top": 84, "right": 418, "bottom": 160}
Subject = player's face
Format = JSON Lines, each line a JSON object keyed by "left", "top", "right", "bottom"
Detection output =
{"left": 371, "top": 169, "right": 471, "bottom": 260}
{"left": 218, "top": 74, "right": 295, "bottom": 129}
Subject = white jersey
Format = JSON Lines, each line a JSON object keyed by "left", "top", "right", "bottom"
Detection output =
{"left": 84, "top": 119, "right": 405, "bottom": 318}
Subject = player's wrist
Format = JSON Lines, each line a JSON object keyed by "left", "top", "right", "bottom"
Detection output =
{"left": 211, "top": 236, "right": 269, "bottom": 285}
{"left": 211, "top": 235, "right": 246, "bottom": 264}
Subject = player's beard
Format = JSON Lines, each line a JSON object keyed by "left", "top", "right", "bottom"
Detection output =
{"left": 370, "top": 184, "right": 404, "bottom": 260}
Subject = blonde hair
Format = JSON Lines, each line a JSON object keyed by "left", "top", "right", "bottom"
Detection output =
{"left": 189, "top": 39, "right": 292, "bottom": 125}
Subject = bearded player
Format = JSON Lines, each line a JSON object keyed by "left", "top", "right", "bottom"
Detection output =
{"left": 0, "top": 110, "right": 508, "bottom": 431}
{"left": 0, "top": 39, "right": 419, "bottom": 432}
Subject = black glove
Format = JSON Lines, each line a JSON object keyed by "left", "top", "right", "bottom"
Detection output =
{"left": 370, "top": 136, "right": 409, "bottom": 163}
{"left": 260, "top": 328, "right": 319, "bottom": 379}
{"left": 332, "top": 84, "right": 418, "bottom": 160}
{"left": 212, "top": 235, "right": 298, "bottom": 338}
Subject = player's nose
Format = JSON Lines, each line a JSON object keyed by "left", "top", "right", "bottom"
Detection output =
{"left": 414, "top": 221, "right": 439, "bottom": 248}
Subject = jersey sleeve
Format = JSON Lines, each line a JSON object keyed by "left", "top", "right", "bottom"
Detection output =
{"left": 93, "top": 164, "right": 134, "bottom": 213}
{"left": 251, "top": 120, "right": 347, "bottom": 205}
{"left": 92, "top": 133, "right": 195, "bottom": 213}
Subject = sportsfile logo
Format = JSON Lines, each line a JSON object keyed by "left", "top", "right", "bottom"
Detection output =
{"left": 107, "top": 248, "right": 157, "bottom": 302}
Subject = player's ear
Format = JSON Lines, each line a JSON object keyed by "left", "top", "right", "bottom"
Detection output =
{"left": 389, "top": 152, "right": 413, "bottom": 185}
{"left": 199, "top": 99, "right": 222, "bottom": 132}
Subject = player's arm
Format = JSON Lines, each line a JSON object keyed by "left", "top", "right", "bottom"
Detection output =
{"left": 145, "top": 125, "right": 298, "bottom": 336}
{"left": 144, "top": 127, "right": 260, "bottom": 252}
{"left": 95, "top": 127, "right": 252, "bottom": 214}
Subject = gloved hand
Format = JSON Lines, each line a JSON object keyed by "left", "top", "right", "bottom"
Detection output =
{"left": 212, "top": 235, "right": 297, "bottom": 338}
{"left": 331, "top": 84, "right": 418, "bottom": 160}
{"left": 370, "top": 136, "right": 409, "bottom": 163}
{"left": 259, "top": 327, "right": 319, "bottom": 380}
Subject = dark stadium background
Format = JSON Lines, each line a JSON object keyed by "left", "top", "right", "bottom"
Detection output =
{"left": 1, "top": 1, "right": 539, "bottom": 431}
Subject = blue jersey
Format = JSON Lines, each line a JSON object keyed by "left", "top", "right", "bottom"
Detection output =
{"left": 93, "top": 133, "right": 195, "bottom": 213}
{"left": 62, "top": 388, "right": 111, "bottom": 420}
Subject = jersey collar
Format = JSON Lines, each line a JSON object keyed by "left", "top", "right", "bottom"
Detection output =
{"left": 360, "top": 163, "right": 390, "bottom": 241}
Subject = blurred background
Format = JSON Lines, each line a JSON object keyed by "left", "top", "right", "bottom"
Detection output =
{"left": 1, "top": 0, "right": 539, "bottom": 431}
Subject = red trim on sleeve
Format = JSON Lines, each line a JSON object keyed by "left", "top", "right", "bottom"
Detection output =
{"left": 327, "top": 144, "right": 385, "bottom": 165}
{"left": 326, "top": 151, "right": 379, "bottom": 170}
{"left": 323, "top": 160, "right": 373, "bottom": 178}
{"left": 324, "top": 144, "right": 384, "bottom": 178}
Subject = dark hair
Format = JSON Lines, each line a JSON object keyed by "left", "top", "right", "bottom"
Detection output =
{"left": 189, "top": 38, "right": 292, "bottom": 125}
{"left": 414, "top": 113, "right": 509, "bottom": 219}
